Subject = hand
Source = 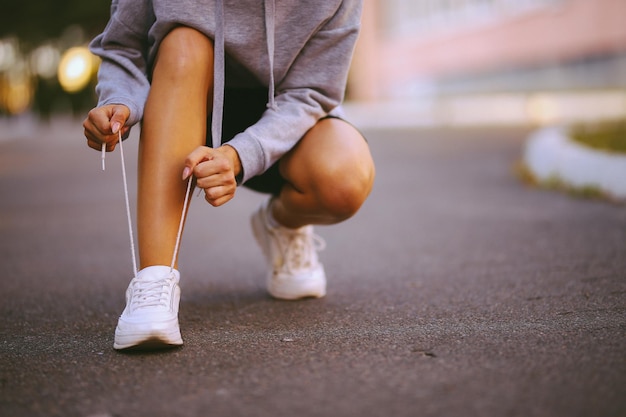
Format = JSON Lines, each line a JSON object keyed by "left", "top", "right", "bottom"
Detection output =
{"left": 83, "top": 104, "right": 131, "bottom": 152}
{"left": 183, "top": 145, "right": 242, "bottom": 207}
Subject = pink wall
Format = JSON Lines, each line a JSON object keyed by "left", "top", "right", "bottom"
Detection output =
{"left": 350, "top": 0, "right": 626, "bottom": 100}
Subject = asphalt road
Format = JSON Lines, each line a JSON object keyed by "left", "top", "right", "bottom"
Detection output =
{"left": 1, "top": 117, "right": 624, "bottom": 417}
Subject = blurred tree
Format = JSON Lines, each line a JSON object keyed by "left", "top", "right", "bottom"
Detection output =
{"left": 0, "top": 0, "right": 111, "bottom": 46}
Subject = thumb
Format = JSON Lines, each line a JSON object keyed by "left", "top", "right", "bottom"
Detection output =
{"left": 110, "top": 106, "right": 130, "bottom": 134}
{"left": 183, "top": 146, "right": 214, "bottom": 180}
{"left": 111, "top": 121, "right": 122, "bottom": 135}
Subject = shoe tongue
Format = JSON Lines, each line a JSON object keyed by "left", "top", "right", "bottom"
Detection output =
{"left": 138, "top": 265, "right": 178, "bottom": 281}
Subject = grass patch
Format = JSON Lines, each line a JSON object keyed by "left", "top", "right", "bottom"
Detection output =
{"left": 569, "top": 119, "right": 626, "bottom": 154}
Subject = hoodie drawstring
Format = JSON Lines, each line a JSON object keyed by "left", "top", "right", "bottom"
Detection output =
{"left": 211, "top": 0, "right": 225, "bottom": 148}
{"left": 211, "top": 0, "right": 277, "bottom": 149}
{"left": 264, "top": 0, "right": 277, "bottom": 110}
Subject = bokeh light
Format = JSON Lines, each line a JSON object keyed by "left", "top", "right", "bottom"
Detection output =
{"left": 30, "top": 44, "right": 60, "bottom": 80}
{"left": 0, "top": 39, "right": 35, "bottom": 115}
{"left": 0, "top": 38, "right": 18, "bottom": 72}
{"left": 57, "top": 46, "right": 94, "bottom": 93}
{"left": 1, "top": 74, "right": 33, "bottom": 115}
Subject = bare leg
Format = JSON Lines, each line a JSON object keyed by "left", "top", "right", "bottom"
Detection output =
{"left": 138, "top": 27, "right": 214, "bottom": 269}
{"left": 272, "top": 118, "right": 375, "bottom": 229}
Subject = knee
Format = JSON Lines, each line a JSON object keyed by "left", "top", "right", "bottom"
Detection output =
{"left": 314, "top": 157, "right": 375, "bottom": 222}
{"left": 155, "top": 27, "right": 214, "bottom": 77}
{"left": 280, "top": 118, "right": 375, "bottom": 223}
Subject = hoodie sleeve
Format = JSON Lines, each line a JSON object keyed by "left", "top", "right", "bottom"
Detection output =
{"left": 89, "top": 0, "right": 154, "bottom": 128}
{"left": 226, "top": 0, "right": 363, "bottom": 183}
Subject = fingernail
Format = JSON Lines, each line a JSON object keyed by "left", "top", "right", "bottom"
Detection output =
{"left": 112, "top": 122, "right": 121, "bottom": 134}
{"left": 182, "top": 167, "right": 191, "bottom": 180}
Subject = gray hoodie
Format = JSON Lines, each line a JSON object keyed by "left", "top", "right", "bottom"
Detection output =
{"left": 90, "top": 0, "right": 362, "bottom": 183}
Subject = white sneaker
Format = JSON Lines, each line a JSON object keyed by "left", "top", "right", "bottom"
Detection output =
{"left": 251, "top": 199, "right": 327, "bottom": 300}
{"left": 114, "top": 265, "right": 183, "bottom": 350}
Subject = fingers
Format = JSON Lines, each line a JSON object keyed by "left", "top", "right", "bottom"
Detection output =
{"left": 83, "top": 104, "right": 130, "bottom": 152}
{"left": 203, "top": 184, "right": 235, "bottom": 206}
{"left": 199, "top": 169, "right": 237, "bottom": 206}
{"left": 183, "top": 146, "right": 237, "bottom": 207}
{"left": 194, "top": 156, "right": 233, "bottom": 186}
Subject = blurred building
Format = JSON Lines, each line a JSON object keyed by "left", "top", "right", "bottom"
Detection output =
{"left": 349, "top": 0, "right": 626, "bottom": 102}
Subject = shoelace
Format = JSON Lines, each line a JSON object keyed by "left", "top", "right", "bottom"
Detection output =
{"left": 103, "top": 132, "right": 192, "bottom": 276}
{"left": 129, "top": 273, "right": 175, "bottom": 312}
{"left": 274, "top": 227, "right": 326, "bottom": 274}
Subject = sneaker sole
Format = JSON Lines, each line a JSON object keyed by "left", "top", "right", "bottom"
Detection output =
{"left": 267, "top": 280, "right": 326, "bottom": 300}
{"left": 114, "top": 329, "right": 183, "bottom": 351}
{"left": 267, "top": 265, "right": 327, "bottom": 300}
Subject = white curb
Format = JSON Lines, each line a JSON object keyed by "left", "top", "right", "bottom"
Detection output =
{"left": 523, "top": 127, "right": 626, "bottom": 200}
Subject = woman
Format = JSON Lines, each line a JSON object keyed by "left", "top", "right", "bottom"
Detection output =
{"left": 83, "top": 0, "right": 375, "bottom": 350}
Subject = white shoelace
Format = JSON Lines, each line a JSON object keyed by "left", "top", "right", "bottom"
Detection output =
{"left": 274, "top": 227, "right": 326, "bottom": 274}
{"left": 128, "top": 273, "right": 176, "bottom": 311}
{"left": 103, "top": 132, "right": 192, "bottom": 277}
